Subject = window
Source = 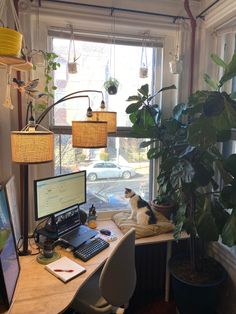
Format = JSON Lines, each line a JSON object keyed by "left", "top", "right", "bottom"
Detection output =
{"left": 52, "top": 36, "right": 163, "bottom": 212}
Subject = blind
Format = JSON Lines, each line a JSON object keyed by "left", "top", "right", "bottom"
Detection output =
{"left": 48, "top": 28, "right": 163, "bottom": 48}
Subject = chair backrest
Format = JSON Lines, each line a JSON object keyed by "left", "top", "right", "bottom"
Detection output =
{"left": 99, "top": 228, "right": 136, "bottom": 307}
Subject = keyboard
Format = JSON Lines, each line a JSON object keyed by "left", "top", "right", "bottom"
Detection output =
{"left": 73, "top": 237, "right": 110, "bottom": 262}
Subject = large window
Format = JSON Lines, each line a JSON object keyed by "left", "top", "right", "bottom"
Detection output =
{"left": 52, "top": 36, "right": 163, "bottom": 212}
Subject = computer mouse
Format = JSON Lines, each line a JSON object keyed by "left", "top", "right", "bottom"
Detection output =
{"left": 100, "top": 229, "right": 111, "bottom": 236}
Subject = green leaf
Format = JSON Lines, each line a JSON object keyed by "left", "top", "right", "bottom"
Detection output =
{"left": 204, "top": 73, "right": 218, "bottom": 90}
{"left": 126, "top": 95, "right": 141, "bottom": 102}
{"left": 147, "top": 148, "right": 162, "bottom": 159}
{"left": 188, "top": 118, "right": 217, "bottom": 147}
{"left": 221, "top": 209, "right": 236, "bottom": 246}
{"left": 203, "top": 92, "right": 224, "bottom": 117}
{"left": 126, "top": 102, "right": 143, "bottom": 114}
{"left": 158, "top": 84, "right": 176, "bottom": 93}
{"left": 140, "top": 140, "right": 154, "bottom": 148}
{"left": 197, "top": 211, "right": 219, "bottom": 241}
{"left": 219, "top": 54, "right": 236, "bottom": 87}
{"left": 138, "top": 84, "right": 149, "bottom": 97}
{"left": 230, "top": 91, "right": 236, "bottom": 99}
{"left": 223, "top": 154, "right": 236, "bottom": 177}
{"left": 193, "top": 163, "right": 214, "bottom": 187}
{"left": 210, "top": 54, "right": 227, "bottom": 69}
{"left": 220, "top": 185, "right": 236, "bottom": 208}
{"left": 216, "top": 129, "right": 231, "bottom": 142}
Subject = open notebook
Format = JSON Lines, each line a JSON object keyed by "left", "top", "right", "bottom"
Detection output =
{"left": 45, "top": 256, "right": 86, "bottom": 283}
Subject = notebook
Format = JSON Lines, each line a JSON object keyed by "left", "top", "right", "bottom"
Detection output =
{"left": 45, "top": 256, "right": 86, "bottom": 283}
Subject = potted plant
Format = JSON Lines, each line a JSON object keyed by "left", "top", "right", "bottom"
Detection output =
{"left": 151, "top": 194, "right": 176, "bottom": 220}
{"left": 103, "top": 77, "right": 119, "bottom": 95}
{"left": 126, "top": 53, "right": 236, "bottom": 314}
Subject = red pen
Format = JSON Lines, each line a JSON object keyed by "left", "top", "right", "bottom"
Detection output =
{"left": 53, "top": 269, "right": 74, "bottom": 272}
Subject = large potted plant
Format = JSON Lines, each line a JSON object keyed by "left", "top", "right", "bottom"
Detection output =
{"left": 126, "top": 54, "right": 236, "bottom": 314}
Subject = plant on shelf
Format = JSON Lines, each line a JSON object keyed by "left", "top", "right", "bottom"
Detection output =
{"left": 126, "top": 53, "right": 236, "bottom": 313}
{"left": 103, "top": 77, "right": 119, "bottom": 95}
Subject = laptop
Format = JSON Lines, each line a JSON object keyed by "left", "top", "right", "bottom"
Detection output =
{"left": 54, "top": 205, "right": 98, "bottom": 249}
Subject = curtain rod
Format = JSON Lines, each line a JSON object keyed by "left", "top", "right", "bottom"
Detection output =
{"left": 196, "top": 0, "right": 220, "bottom": 19}
{"left": 44, "top": 0, "right": 190, "bottom": 22}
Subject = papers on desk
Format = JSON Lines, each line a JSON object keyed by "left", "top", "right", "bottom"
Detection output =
{"left": 45, "top": 256, "right": 86, "bottom": 283}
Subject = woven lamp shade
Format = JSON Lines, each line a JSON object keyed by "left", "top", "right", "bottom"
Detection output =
{"left": 11, "top": 131, "right": 54, "bottom": 164}
{"left": 72, "top": 121, "right": 107, "bottom": 148}
{"left": 91, "top": 111, "right": 117, "bottom": 134}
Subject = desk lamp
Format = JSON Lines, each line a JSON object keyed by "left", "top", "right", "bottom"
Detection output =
{"left": 11, "top": 90, "right": 116, "bottom": 255}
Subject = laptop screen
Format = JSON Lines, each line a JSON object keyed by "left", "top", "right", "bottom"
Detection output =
{"left": 54, "top": 205, "right": 81, "bottom": 236}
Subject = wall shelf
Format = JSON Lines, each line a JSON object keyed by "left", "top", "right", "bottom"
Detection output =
{"left": 0, "top": 56, "right": 33, "bottom": 71}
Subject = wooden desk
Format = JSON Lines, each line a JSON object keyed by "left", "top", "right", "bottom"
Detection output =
{"left": 2, "top": 220, "right": 187, "bottom": 314}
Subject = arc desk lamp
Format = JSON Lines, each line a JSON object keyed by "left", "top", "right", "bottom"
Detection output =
{"left": 11, "top": 90, "right": 117, "bottom": 255}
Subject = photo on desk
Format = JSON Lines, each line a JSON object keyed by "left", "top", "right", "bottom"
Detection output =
{"left": 0, "top": 187, "right": 20, "bottom": 310}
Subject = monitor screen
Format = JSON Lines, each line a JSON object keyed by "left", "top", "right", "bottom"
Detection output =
{"left": 34, "top": 171, "right": 86, "bottom": 220}
{"left": 0, "top": 187, "right": 20, "bottom": 309}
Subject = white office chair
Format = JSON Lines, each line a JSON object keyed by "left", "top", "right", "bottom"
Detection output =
{"left": 70, "top": 228, "right": 136, "bottom": 314}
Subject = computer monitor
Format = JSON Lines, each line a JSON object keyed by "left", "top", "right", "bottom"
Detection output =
{"left": 0, "top": 187, "right": 20, "bottom": 309}
{"left": 34, "top": 171, "right": 86, "bottom": 221}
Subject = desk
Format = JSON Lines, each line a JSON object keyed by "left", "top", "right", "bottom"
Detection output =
{"left": 2, "top": 220, "right": 187, "bottom": 314}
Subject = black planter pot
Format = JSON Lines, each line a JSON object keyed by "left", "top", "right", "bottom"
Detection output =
{"left": 169, "top": 255, "right": 227, "bottom": 314}
{"left": 107, "top": 85, "right": 118, "bottom": 95}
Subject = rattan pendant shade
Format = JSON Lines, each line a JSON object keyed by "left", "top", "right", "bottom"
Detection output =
{"left": 11, "top": 131, "right": 54, "bottom": 164}
{"left": 72, "top": 121, "right": 107, "bottom": 148}
{"left": 91, "top": 111, "right": 117, "bottom": 133}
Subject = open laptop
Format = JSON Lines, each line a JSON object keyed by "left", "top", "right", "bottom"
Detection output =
{"left": 54, "top": 205, "right": 98, "bottom": 249}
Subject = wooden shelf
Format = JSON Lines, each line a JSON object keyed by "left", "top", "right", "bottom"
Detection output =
{"left": 0, "top": 55, "right": 33, "bottom": 71}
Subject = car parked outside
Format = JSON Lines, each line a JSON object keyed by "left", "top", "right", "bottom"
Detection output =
{"left": 85, "top": 162, "right": 136, "bottom": 181}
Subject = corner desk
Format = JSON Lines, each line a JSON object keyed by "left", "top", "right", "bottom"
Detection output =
{"left": 1, "top": 220, "right": 188, "bottom": 314}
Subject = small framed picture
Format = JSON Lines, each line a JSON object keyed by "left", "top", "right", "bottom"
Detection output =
{"left": 5, "top": 176, "right": 21, "bottom": 245}
{"left": 0, "top": 186, "right": 20, "bottom": 310}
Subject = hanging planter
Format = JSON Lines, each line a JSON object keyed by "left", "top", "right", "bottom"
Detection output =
{"left": 0, "top": 0, "right": 24, "bottom": 57}
{"left": 103, "top": 12, "right": 119, "bottom": 95}
{"left": 67, "top": 25, "right": 79, "bottom": 74}
{"left": 169, "top": 20, "right": 183, "bottom": 75}
{"left": 169, "top": 54, "right": 183, "bottom": 75}
{"left": 103, "top": 77, "right": 119, "bottom": 95}
{"left": 139, "top": 34, "right": 148, "bottom": 78}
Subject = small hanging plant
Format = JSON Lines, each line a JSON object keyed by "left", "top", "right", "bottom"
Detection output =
{"left": 103, "top": 77, "right": 119, "bottom": 95}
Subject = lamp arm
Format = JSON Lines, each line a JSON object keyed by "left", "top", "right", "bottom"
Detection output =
{"left": 35, "top": 90, "right": 104, "bottom": 125}
{"left": 36, "top": 95, "right": 90, "bottom": 125}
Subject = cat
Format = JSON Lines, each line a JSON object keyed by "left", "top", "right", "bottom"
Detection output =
{"left": 125, "top": 188, "right": 157, "bottom": 225}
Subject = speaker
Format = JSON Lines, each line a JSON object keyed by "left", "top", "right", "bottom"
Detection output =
{"left": 79, "top": 209, "right": 87, "bottom": 224}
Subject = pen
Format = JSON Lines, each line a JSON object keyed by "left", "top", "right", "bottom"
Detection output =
{"left": 53, "top": 269, "right": 74, "bottom": 272}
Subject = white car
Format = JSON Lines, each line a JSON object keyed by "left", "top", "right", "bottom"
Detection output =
{"left": 86, "top": 162, "right": 136, "bottom": 181}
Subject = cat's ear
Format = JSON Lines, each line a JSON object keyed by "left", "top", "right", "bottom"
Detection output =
{"left": 125, "top": 188, "right": 131, "bottom": 193}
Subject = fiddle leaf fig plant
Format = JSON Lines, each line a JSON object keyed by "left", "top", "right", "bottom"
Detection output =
{"left": 126, "top": 53, "right": 236, "bottom": 271}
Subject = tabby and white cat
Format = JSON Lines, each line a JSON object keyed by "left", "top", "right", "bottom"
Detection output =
{"left": 125, "top": 188, "right": 157, "bottom": 225}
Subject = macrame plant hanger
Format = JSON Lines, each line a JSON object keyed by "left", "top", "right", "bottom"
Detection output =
{"left": 0, "top": 0, "right": 29, "bottom": 109}
{"left": 169, "top": 19, "right": 183, "bottom": 75}
{"left": 67, "top": 24, "right": 79, "bottom": 74}
{"left": 103, "top": 8, "right": 119, "bottom": 95}
{"left": 139, "top": 32, "right": 149, "bottom": 78}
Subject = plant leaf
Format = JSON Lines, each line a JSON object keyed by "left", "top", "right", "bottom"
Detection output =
{"left": 210, "top": 53, "right": 227, "bottom": 69}
{"left": 126, "top": 102, "right": 143, "bottom": 114}
{"left": 204, "top": 73, "right": 218, "bottom": 90}
{"left": 219, "top": 54, "right": 236, "bottom": 87}
{"left": 221, "top": 209, "right": 236, "bottom": 247}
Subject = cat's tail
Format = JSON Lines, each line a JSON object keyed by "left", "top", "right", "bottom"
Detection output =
{"left": 146, "top": 204, "right": 157, "bottom": 224}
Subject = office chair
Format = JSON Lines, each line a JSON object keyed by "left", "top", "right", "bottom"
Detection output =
{"left": 70, "top": 228, "right": 136, "bottom": 314}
